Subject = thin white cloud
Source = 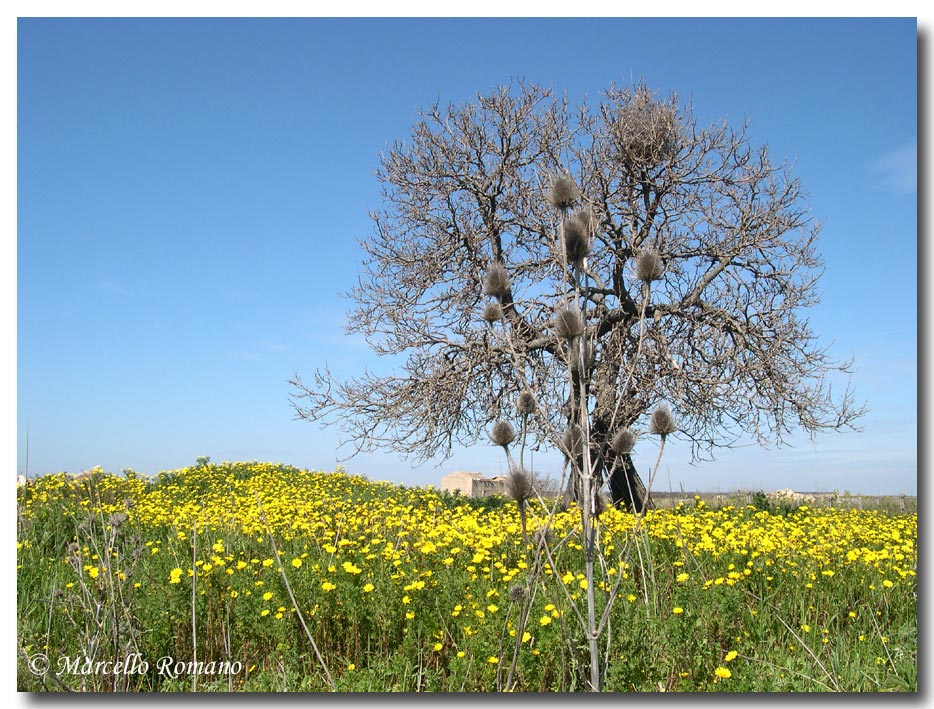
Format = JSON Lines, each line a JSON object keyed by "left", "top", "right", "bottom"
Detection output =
{"left": 226, "top": 342, "right": 291, "bottom": 362}
{"left": 871, "top": 144, "right": 916, "bottom": 195}
{"left": 97, "top": 281, "right": 135, "bottom": 297}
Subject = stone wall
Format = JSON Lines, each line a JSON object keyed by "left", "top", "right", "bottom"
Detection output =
{"left": 441, "top": 471, "right": 506, "bottom": 498}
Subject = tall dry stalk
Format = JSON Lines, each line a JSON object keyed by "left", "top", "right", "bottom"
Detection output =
{"left": 253, "top": 492, "right": 336, "bottom": 691}
{"left": 486, "top": 171, "right": 678, "bottom": 690}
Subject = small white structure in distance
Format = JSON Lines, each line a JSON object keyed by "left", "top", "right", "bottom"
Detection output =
{"left": 440, "top": 471, "right": 506, "bottom": 498}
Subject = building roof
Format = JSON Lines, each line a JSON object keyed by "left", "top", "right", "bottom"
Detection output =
{"left": 442, "top": 470, "right": 487, "bottom": 480}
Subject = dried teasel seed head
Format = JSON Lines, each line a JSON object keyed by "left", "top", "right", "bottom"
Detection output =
{"left": 506, "top": 467, "right": 536, "bottom": 504}
{"left": 484, "top": 261, "right": 511, "bottom": 298}
{"left": 610, "top": 427, "right": 637, "bottom": 454}
{"left": 490, "top": 419, "right": 517, "bottom": 448}
{"left": 635, "top": 249, "right": 665, "bottom": 282}
{"left": 560, "top": 424, "right": 584, "bottom": 458}
{"left": 544, "top": 172, "right": 581, "bottom": 210}
{"left": 533, "top": 527, "right": 554, "bottom": 547}
{"left": 107, "top": 511, "right": 129, "bottom": 529}
{"left": 508, "top": 584, "right": 530, "bottom": 603}
{"left": 648, "top": 403, "right": 677, "bottom": 437}
{"left": 516, "top": 390, "right": 536, "bottom": 415}
{"left": 553, "top": 306, "right": 584, "bottom": 340}
{"left": 561, "top": 210, "right": 591, "bottom": 265}
{"left": 482, "top": 302, "right": 503, "bottom": 324}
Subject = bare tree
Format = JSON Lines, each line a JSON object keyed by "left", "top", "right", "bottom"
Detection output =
{"left": 290, "top": 80, "right": 864, "bottom": 511}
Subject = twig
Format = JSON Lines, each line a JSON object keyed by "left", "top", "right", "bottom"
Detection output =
{"left": 253, "top": 491, "right": 336, "bottom": 691}
{"left": 191, "top": 522, "right": 198, "bottom": 692}
{"left": 748, "top": 591, "right": 841, "bottom": 691}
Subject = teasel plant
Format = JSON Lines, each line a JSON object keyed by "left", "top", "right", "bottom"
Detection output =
{"left": 481, "top": 170, "right": 679, "bottom": 691}
{"left": 55, "top": 477, "right": 146, "bottom": 691}
{"left": 290, "top": 81, "right": 863, "bottom": 689}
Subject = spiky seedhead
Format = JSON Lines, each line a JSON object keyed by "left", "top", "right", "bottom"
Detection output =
{"left": 506, "top": 467, "right": 536, "bottom": 505}
{"left": 561, "top": 209, "right": 591, "bottom": 265}
{"left": 490, "top": 419, "right": 517, "bottom": 448}
{"left": 516, "top": 390, "right": 536, "bottom": 416}
{"left": 533, "top": 527, "right": 553, "bottom": 547}
{"left": 553, "top": 306, "right": 584, "bottom": 340}
{"left": 508, "top": 584, "right": 530, "bottom": 603}
{"left": 545, "top": 172, "right": 580, "bottom": 210}
{"left": 635, "top": 249, "right": 664, "bottom": 282}
{"left": 649, "top": 403, "right": 677, "bottom": 437}
{"left": 560, "top": 424, "right": 584, "bottom": 458}
{"left": 484, "top": 261, "right": 511, "bottom": 298}
{"left": 482, "top": 302, "right": 503, "bottom": 324}
{"left": 610, "top": 427, "right": 637, "bottom": 454}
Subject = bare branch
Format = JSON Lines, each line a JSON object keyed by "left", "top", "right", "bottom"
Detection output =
{"left": 291, "top": 79, "right": 866, "bottom": 492}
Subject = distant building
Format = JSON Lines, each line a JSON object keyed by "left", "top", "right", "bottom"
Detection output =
{"left": 769, "top": 488, "right": 816, "bottom": 505}
{"left": 70, "top": 466, "right": 104, "bottom": 482}
{"left": 440, "top": 471, "right": 506, "bottom": 498}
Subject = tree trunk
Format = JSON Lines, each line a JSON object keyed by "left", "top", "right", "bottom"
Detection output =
{"left": 565, "top": 447, "right": 653, "bottom": 513}
{"left": 607, "top": 453, "right": 653, "bottom": 514}
{"left": 584, "top": 413, "right": 654, "bottom": 513}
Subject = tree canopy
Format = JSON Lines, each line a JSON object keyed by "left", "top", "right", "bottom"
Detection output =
{"left": 290, "top": 81, "right": 864, "bottom": 509}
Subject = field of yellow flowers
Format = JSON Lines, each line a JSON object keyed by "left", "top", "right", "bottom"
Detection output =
{"left": 16, "top": 461, "right": 916, "bottom": 692}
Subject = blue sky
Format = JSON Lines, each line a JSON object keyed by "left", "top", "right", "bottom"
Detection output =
{"left": 15, "top": 17, "right": 918, "bottom": 494}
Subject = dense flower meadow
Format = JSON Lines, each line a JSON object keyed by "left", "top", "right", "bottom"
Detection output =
{"left": 17, "top": 462, "right": 916, "bottom": 692}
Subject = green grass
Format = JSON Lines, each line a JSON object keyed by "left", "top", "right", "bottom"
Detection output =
{"left": 16, "top": 462, "right": 917, "bottom": 692}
